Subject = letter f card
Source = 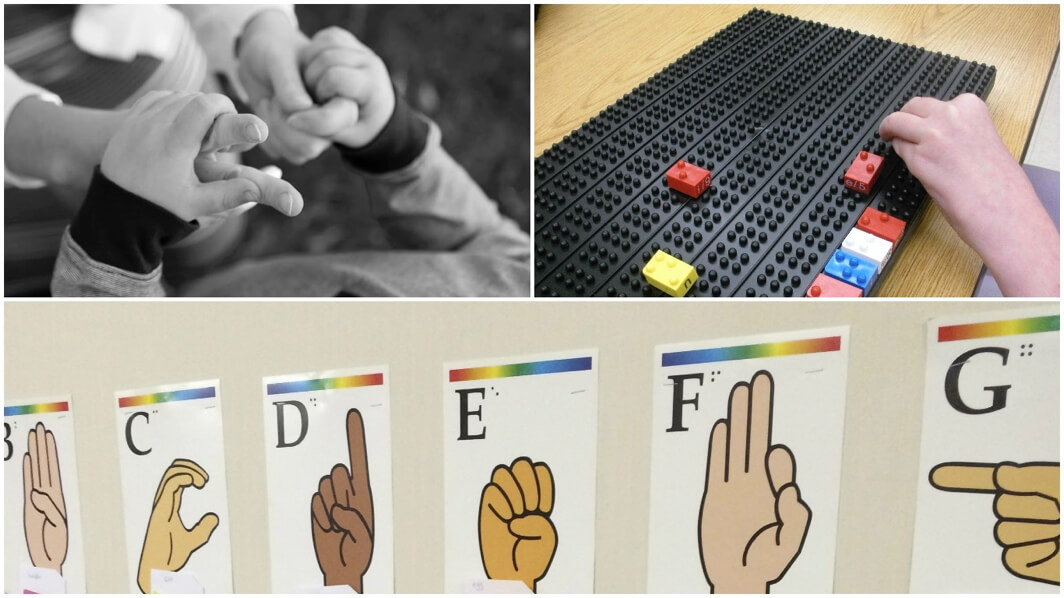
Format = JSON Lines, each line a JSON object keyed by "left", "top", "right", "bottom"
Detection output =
{"left": 262, "top": 367, "right": 394, "bottom": 593}
{"left": 443, "top": 349, "right": 598, "bottom": 593}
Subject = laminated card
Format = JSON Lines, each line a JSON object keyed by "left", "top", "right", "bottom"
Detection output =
{"left": 647, "top": 328, "right": 850, "bottom": 593}
{"left": 4, "top": 396, "right": 86, "bottom": 593}
{"left": 443, "top": 350, "right": 599, "bottom": 593}
{"left": 114, "top": 380, "right": 233, "bottom": 593}
{"left": 910, "top": 309, "right": 1059, "bottom": 593}
{"left": 262, "top": 368, "right": 394, "bottom": 593}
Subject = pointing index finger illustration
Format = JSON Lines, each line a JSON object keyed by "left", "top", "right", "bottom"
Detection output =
{"left": 346, "top": 409, "right": 371, "bottom": 500}
{"left": 930, "top": 462, "right": 997, "bottom": 493}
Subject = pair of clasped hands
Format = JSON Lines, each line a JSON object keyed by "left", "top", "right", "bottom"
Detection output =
{"left": 101, "top": 16, "right": 394, "bottom": 224}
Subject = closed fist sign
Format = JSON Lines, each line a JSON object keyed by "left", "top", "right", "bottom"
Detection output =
{"left": 478, "top": 457, "right": 557, "bottom": 592}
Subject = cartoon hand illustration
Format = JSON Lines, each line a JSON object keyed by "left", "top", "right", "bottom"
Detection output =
{"left": 137, "top": 459, "right": 219, "bottom": 593}
{"left": 479, "top": 457, "right": 557, "bottom": 592}
{"left": 931, "top": 461, "right": 1060, "bottom": 585}
{"left": 312, "top": 409, "right": 374, "bottom": 593}
{"left": 22, "top": 422, "right": 68, "bottom": 574}
{"left": 699, "top": 371, "right": 811, "bottom": 593}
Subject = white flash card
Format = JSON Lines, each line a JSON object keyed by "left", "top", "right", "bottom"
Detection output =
{"left": 647, "top": 328, "right": 850, "bottom": 593}
{"left": 114, "top": 380, "right": 232, "bottom": 594}
{"left": 262, "top": 368, "right": 394, "bottom": 593}
{"left": 443, "top": 350, "right": 599, "bottom": 593}
{"left": 910, "top": 309, "right": 1059, "bottom": 593}
{"left": 5, "top": 396, "right": 85, "bottom": 593}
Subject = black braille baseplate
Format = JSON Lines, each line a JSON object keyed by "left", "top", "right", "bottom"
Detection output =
{"left": 534, "top": 9, "right": 996, "bottom": 297}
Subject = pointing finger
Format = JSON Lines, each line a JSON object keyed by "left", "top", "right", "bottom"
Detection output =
{"left": 202, "top": 113, "right": 268, "bottom": 154}
{"left": 747, "top": 371, "right": 774, "bottom": 468}
{"left": 995, "top": 463, "right": 1060, "bottom": 502}
{"left": 726, "top": 379, "right": 751, "bottom": 475}
{"left": 510, "top": 457, "right": 539, "bottom": 512}
{"left": 534, "top": 462, "right": 554, "bottom": 514}
{"left": 346, "top": 409, "right": 371, "bottom": 503}
{"left": 929, "top": 462, "right": 997, "bottom": 493}
{"left": 492, "top": 464, "right": 525, "bottom": 516}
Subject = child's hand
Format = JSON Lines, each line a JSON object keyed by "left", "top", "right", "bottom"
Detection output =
{"left": 879, "top": 94, "right": 1059, "bottom": 296}
{"left": 100, "top": 91, "right": 304, "bottom": 221}
{"left": 290, "top": 27, "right": 397, "bottom": 149}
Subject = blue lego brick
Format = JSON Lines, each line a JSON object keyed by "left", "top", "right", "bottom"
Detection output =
{"left": 823, "top": 249, "right": 878, "bottom": 292}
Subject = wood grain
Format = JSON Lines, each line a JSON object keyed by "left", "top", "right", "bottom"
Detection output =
{"left": 534, "top": 5, "right": 1059, "bottom": 297}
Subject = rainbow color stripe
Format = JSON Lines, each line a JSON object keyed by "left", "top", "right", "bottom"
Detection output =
{"left": 662, "top": 336, "right": 842, "bottom": 367}
{"left": 4, "top": 401, "right": 70, "bottom": 416}
{"left": 938, "top": 315, "right": 1059, "bottom": 342}
{"left": 449, "top": 356, "right": 593, "bottom": 382}
{"left": 267, "top": 373, "right": 384, "bottom": 395}
{"left": 117, "top": 386, "right": 215, "bottom": 408}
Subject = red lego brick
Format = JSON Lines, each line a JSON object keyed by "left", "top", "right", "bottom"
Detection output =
{"left": 806, "top": 273, "right": 863, "bottom": 297}
{"left": 855, "top": 206, "right": 906, "bottom": 247}
{"left": 666, "top": 160, "right": 712, "bottom": 197}
{"left": 843, "top": 150, "right": 884, "bottom": 194}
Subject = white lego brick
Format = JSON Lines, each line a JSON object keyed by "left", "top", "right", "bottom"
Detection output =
{"left": 841, "top": 227, "right": 892, "bottom": 272}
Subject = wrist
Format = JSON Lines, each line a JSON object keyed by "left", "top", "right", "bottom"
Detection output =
{"left": 334, "top": 95, "right": 429, "bottom": 173}
{"left": 710, "top": 578, "right": 768, "bottom": 593}
{"left": 323, "top": 571, "right": 362, "bottom": 593}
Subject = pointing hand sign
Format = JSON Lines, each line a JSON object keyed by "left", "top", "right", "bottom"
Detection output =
{"left": 930, "top": 461, "right": 1060, "bottom": 585}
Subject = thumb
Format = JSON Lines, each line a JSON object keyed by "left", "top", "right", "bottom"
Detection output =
{"left": 774, "top": 484, "right": 811, "bottom": 556}
{"left": 508, "top": 515, "right": 556, "bottom": 542}
{"left": 185, "top": 512, "right": 219, "bottom": 550}
{"left": 270, "top": 56, "right": 315, "bottom": 113}
{"left": 330, "top": 505, "right": 372, "bottom": 542}
{"left": 30, "top": 489, "right": 64, "bottom": 525}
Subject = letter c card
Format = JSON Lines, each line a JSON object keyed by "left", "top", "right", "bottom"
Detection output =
{"left": 443, "top": 349, "right": 599, "bottom": 593}
{"left": 114, "top": 379, "right": 232, "bottom": 593}
{"left": 911, "top": 309, "right": 1059, "bottom": 592}
{"left": 262, "top": 367, "right": 394, "bottom": 593}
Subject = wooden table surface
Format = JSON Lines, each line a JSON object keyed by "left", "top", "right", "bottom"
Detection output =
{"left": 534, "top": 5, "right": 1059, "bottom": 297}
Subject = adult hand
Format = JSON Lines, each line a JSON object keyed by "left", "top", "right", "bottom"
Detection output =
{"left": 237, "top": 10, "right": 330, "bottom": 164}
{"left": 100, "top": 90, "right": 303, "bottom": 222}
{"left": 699, "top": 371, "right": 811, "bottom": 593}
{"left": 294, "top": 27, "right": 396, "bottom": 149}
{"left": 931, "top": 461, "right": 1059, "bottom": 585}
{"left": 311, "top": 409, "right": 375, "bottom": 593}
{"left": 879, "top": 94, "right": 1059, "bottom": 296}
{"left": 479, "top": 457, "right": 557, "bottom": 592}
{"left": 137, "top": 459, "right": 219, "bottom": 593}
{"left": 22, "top": 422, "right": 68, "bottom": 574}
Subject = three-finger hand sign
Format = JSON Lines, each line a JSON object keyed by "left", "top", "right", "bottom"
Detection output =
{"left": 479, "top": 457, "right": 557, "bottom": 592}
{"left": 22, "top": 422, "right": 68, "bottom": 574}
{"left": 931, "top": 461, "right": 1060, "bottom": 585}
{"left": 137, "top": 459, "right": 219, "bottom": 593}
{"left": 699, "top": 371, "right": 811, "bottom": 593}
{"left": 312, "top": 409, "right": 374, "bottom": 592}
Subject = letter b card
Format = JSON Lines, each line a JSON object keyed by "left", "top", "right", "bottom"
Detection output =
{"left": 262, "top": 367, "right": 394, "bottom": 593}
{"left": 443, "top": 349, "right": 599, "bottom": 593}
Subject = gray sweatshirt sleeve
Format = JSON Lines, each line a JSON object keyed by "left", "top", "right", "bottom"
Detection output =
{"left": 51, "top": 229, "right": 166, "bottom": 296}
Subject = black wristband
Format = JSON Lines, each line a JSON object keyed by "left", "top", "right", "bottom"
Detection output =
{"left": 334, "top": 94, "right": 429, "bottom": 173}
{"left": 69, "top": 167, "right": 198, "bottom": 274}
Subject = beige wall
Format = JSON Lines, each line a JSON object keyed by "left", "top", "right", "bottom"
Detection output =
{"left": 5, "top": 300, "right": 1053, "bottom": 593}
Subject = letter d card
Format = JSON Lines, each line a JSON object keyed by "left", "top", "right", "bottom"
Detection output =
{"left": 443, "top": 349, "right": 599, "bottom": 593}
{"left": 262, "top": 367, "right": 394, "bottom": 593}
{"left": 114, "top": 380, "right": 232, "bottom": 593}
{"left": 911, "top": 309, "right": 1059, "bottom": 593}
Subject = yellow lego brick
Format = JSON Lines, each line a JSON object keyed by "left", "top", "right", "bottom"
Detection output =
{"left": 642, "top": 250, "right": 698, "bottom": 297}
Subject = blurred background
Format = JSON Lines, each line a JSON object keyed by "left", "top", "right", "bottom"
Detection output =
{"left": 5, "top": 4, "right": 530, "bottom": 295}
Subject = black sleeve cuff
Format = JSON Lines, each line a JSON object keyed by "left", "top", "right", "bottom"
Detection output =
{"left": 69, "top": 167, "right": 199, "bottom": 274}
{"left": 334, "top": 94, "right": 430, "bottom": 173}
